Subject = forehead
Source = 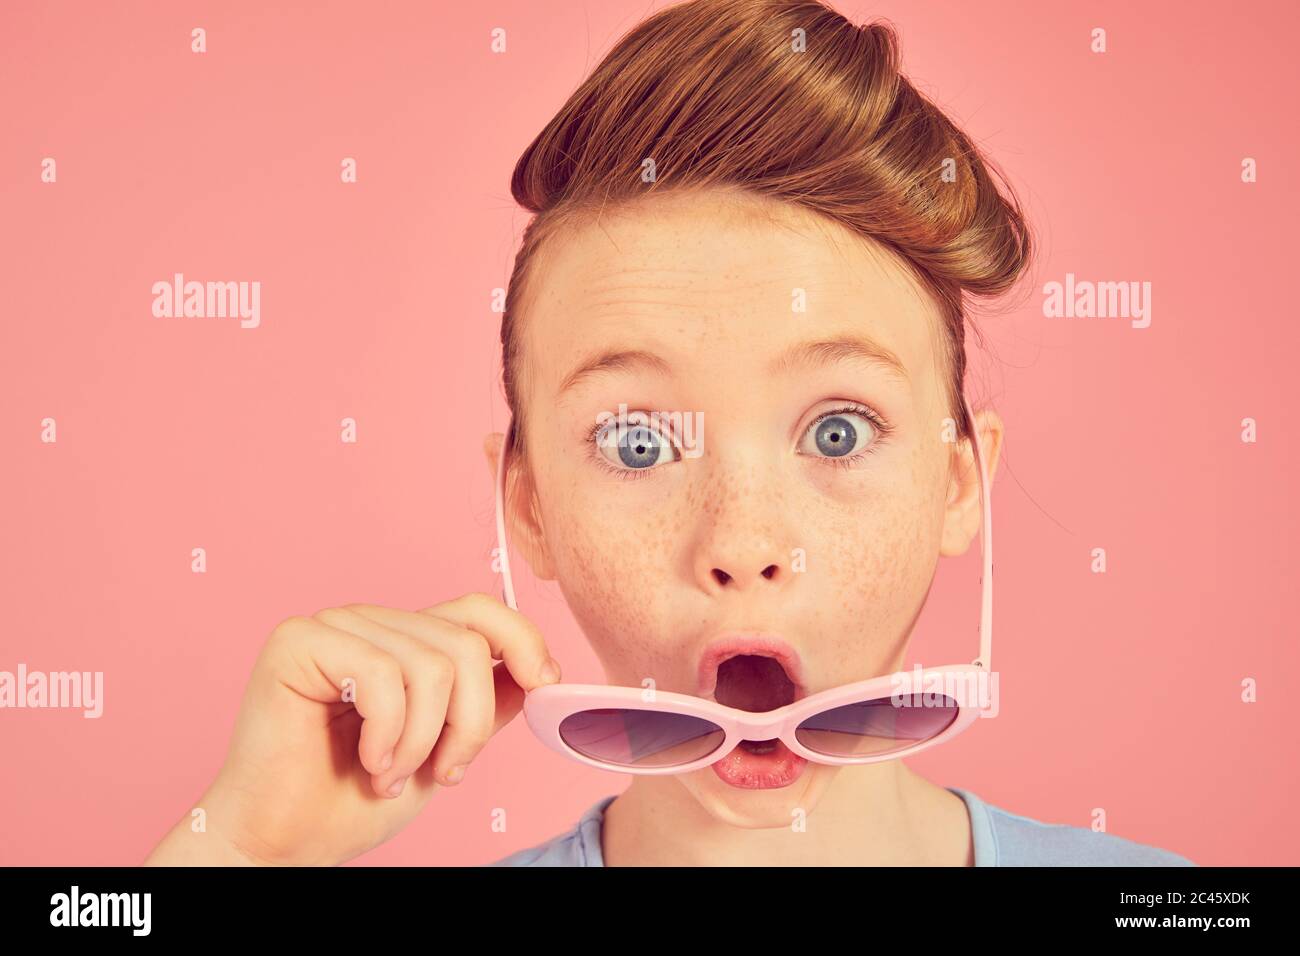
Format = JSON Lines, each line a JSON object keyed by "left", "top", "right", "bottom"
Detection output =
{"left": 521, "top": 189, "right": 944, "bottom": 400}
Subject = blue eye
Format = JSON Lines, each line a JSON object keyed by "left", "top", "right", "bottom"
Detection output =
{"left": 798, "top": 405, "right": 888, "bottom": 463}
{"left": 811, "top": 414, "right": 858, "bottom": 457}
{"left": 593, "top": 419, "right": 681, "bottom": 472}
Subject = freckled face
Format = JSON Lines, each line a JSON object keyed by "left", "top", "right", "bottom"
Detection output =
{"left": 515, "top": 187, "right": 955, "bottom": 704}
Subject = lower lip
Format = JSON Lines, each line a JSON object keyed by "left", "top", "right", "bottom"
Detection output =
{"left": 711, "top": 738, "right": 808, "bottom": 789}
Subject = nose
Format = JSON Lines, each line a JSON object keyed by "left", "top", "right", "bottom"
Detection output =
{"left": 690, "top": 457, "right": 795, "bottom": 598}
{"left": 710, "top": 560, "right": 780, "bottom": 588}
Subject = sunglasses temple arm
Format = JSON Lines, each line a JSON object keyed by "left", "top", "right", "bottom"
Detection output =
{"left": 964, "top": 393, "right": 993, "bottom": 673}
{"left": 495, "top": 418, "right": 518, "bottom": 611}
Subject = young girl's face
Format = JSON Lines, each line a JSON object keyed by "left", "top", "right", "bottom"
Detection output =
{"left": 497, "top": 187, "right": 997, "bottom": 818}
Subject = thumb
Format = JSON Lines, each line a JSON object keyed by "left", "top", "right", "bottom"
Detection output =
{"left": 490, "top": 659, "right": 530, "bottom": 735}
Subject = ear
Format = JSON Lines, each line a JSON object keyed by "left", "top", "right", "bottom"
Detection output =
{"left": 482, "top": 430, "right": 558, "bottom": 581}
{"left": 938, "top": 407, "right": 1004, "bottom": 557}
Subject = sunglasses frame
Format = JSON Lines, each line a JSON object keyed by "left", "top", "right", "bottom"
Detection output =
{"left": 494, "top": 392, "right": 994, "bottom": 775}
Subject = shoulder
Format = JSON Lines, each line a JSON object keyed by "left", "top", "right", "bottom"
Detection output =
{"left": 969, "top": 792, "right": 1196, "bottom": 867}
{"left": 484, "top": 795, "right": 616, "bottom": 867}
{"left": 487, "top": 829, "right": 585, "bottom": 867}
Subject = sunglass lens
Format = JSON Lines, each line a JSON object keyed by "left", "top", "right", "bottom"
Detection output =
{"left": 559, "top": 709, "right": 726, "bottom": 768}
{"left": 795, "top": 693, "right": 960, "bottom": 757}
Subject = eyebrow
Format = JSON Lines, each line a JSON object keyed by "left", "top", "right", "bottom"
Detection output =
{"left": 767, "top": 334, "right": 910, "bottom": 384}
{"left": 556, "top": 333, "right": 909, "bottom": 398}
{"left": 557, "top": 348, "right": 674, "bottom": 398}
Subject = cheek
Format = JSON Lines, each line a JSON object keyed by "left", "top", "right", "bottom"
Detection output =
{"left": 804, "top": 452, "right": 946, "bottom": 662}
{"left": 542, "top": 488, "right": 678, "bottom": 671}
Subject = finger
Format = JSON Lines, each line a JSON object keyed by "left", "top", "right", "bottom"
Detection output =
{"left": 313, "top": 607, "right": 455, "bottom": 797}
{"left": 267, "top": 616, "right": 406, "bottom": 779}
{"left": 339, "top": 604, "right": 499, "bottom": 784}
{"left": 418, "top": 592, "right": 561, "bottom": 692}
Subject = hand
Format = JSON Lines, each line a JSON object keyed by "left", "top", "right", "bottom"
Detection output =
{"left": 144, "top": 592, "right": 560, "bottom": 866}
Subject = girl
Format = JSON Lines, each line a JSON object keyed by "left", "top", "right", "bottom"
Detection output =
{"left": 145, "top": 0, "right": 1193, "bottom": 867}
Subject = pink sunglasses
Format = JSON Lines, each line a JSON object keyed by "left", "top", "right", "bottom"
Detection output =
{"left": 493, "top": 394, "right": 994, "bottom": 775}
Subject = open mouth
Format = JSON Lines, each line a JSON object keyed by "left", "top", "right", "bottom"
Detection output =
{"left": 713, "top": 654, "right": 799, "bottom": 754}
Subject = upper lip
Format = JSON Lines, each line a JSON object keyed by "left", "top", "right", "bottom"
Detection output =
{"left": 695, "top": 632, "right": 807, "bottom": 702}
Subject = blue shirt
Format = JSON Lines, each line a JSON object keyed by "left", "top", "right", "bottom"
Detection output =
{"left": 487, "top": 786, "right": 1195, "bottom": 866}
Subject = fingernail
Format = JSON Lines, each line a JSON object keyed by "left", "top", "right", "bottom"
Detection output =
{"left": 540, "top": 658, "right": 562, "bottom": 684}
{"left": 445, "top": 765, "right": 466, "bottom": 785}
{"left": 381, "top": 750, "right": 394, "bottom": 771}
{"left": 387, "top": 776, "right": 407, "bottom": 798}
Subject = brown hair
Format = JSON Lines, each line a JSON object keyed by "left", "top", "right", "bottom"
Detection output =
{"left": 500, "top": 0, "right": 1032, "bottom": 466}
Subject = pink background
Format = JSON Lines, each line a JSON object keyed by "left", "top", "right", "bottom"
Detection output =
{"left": 1, "top": 0, "right": 1296, "bottom": 866}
